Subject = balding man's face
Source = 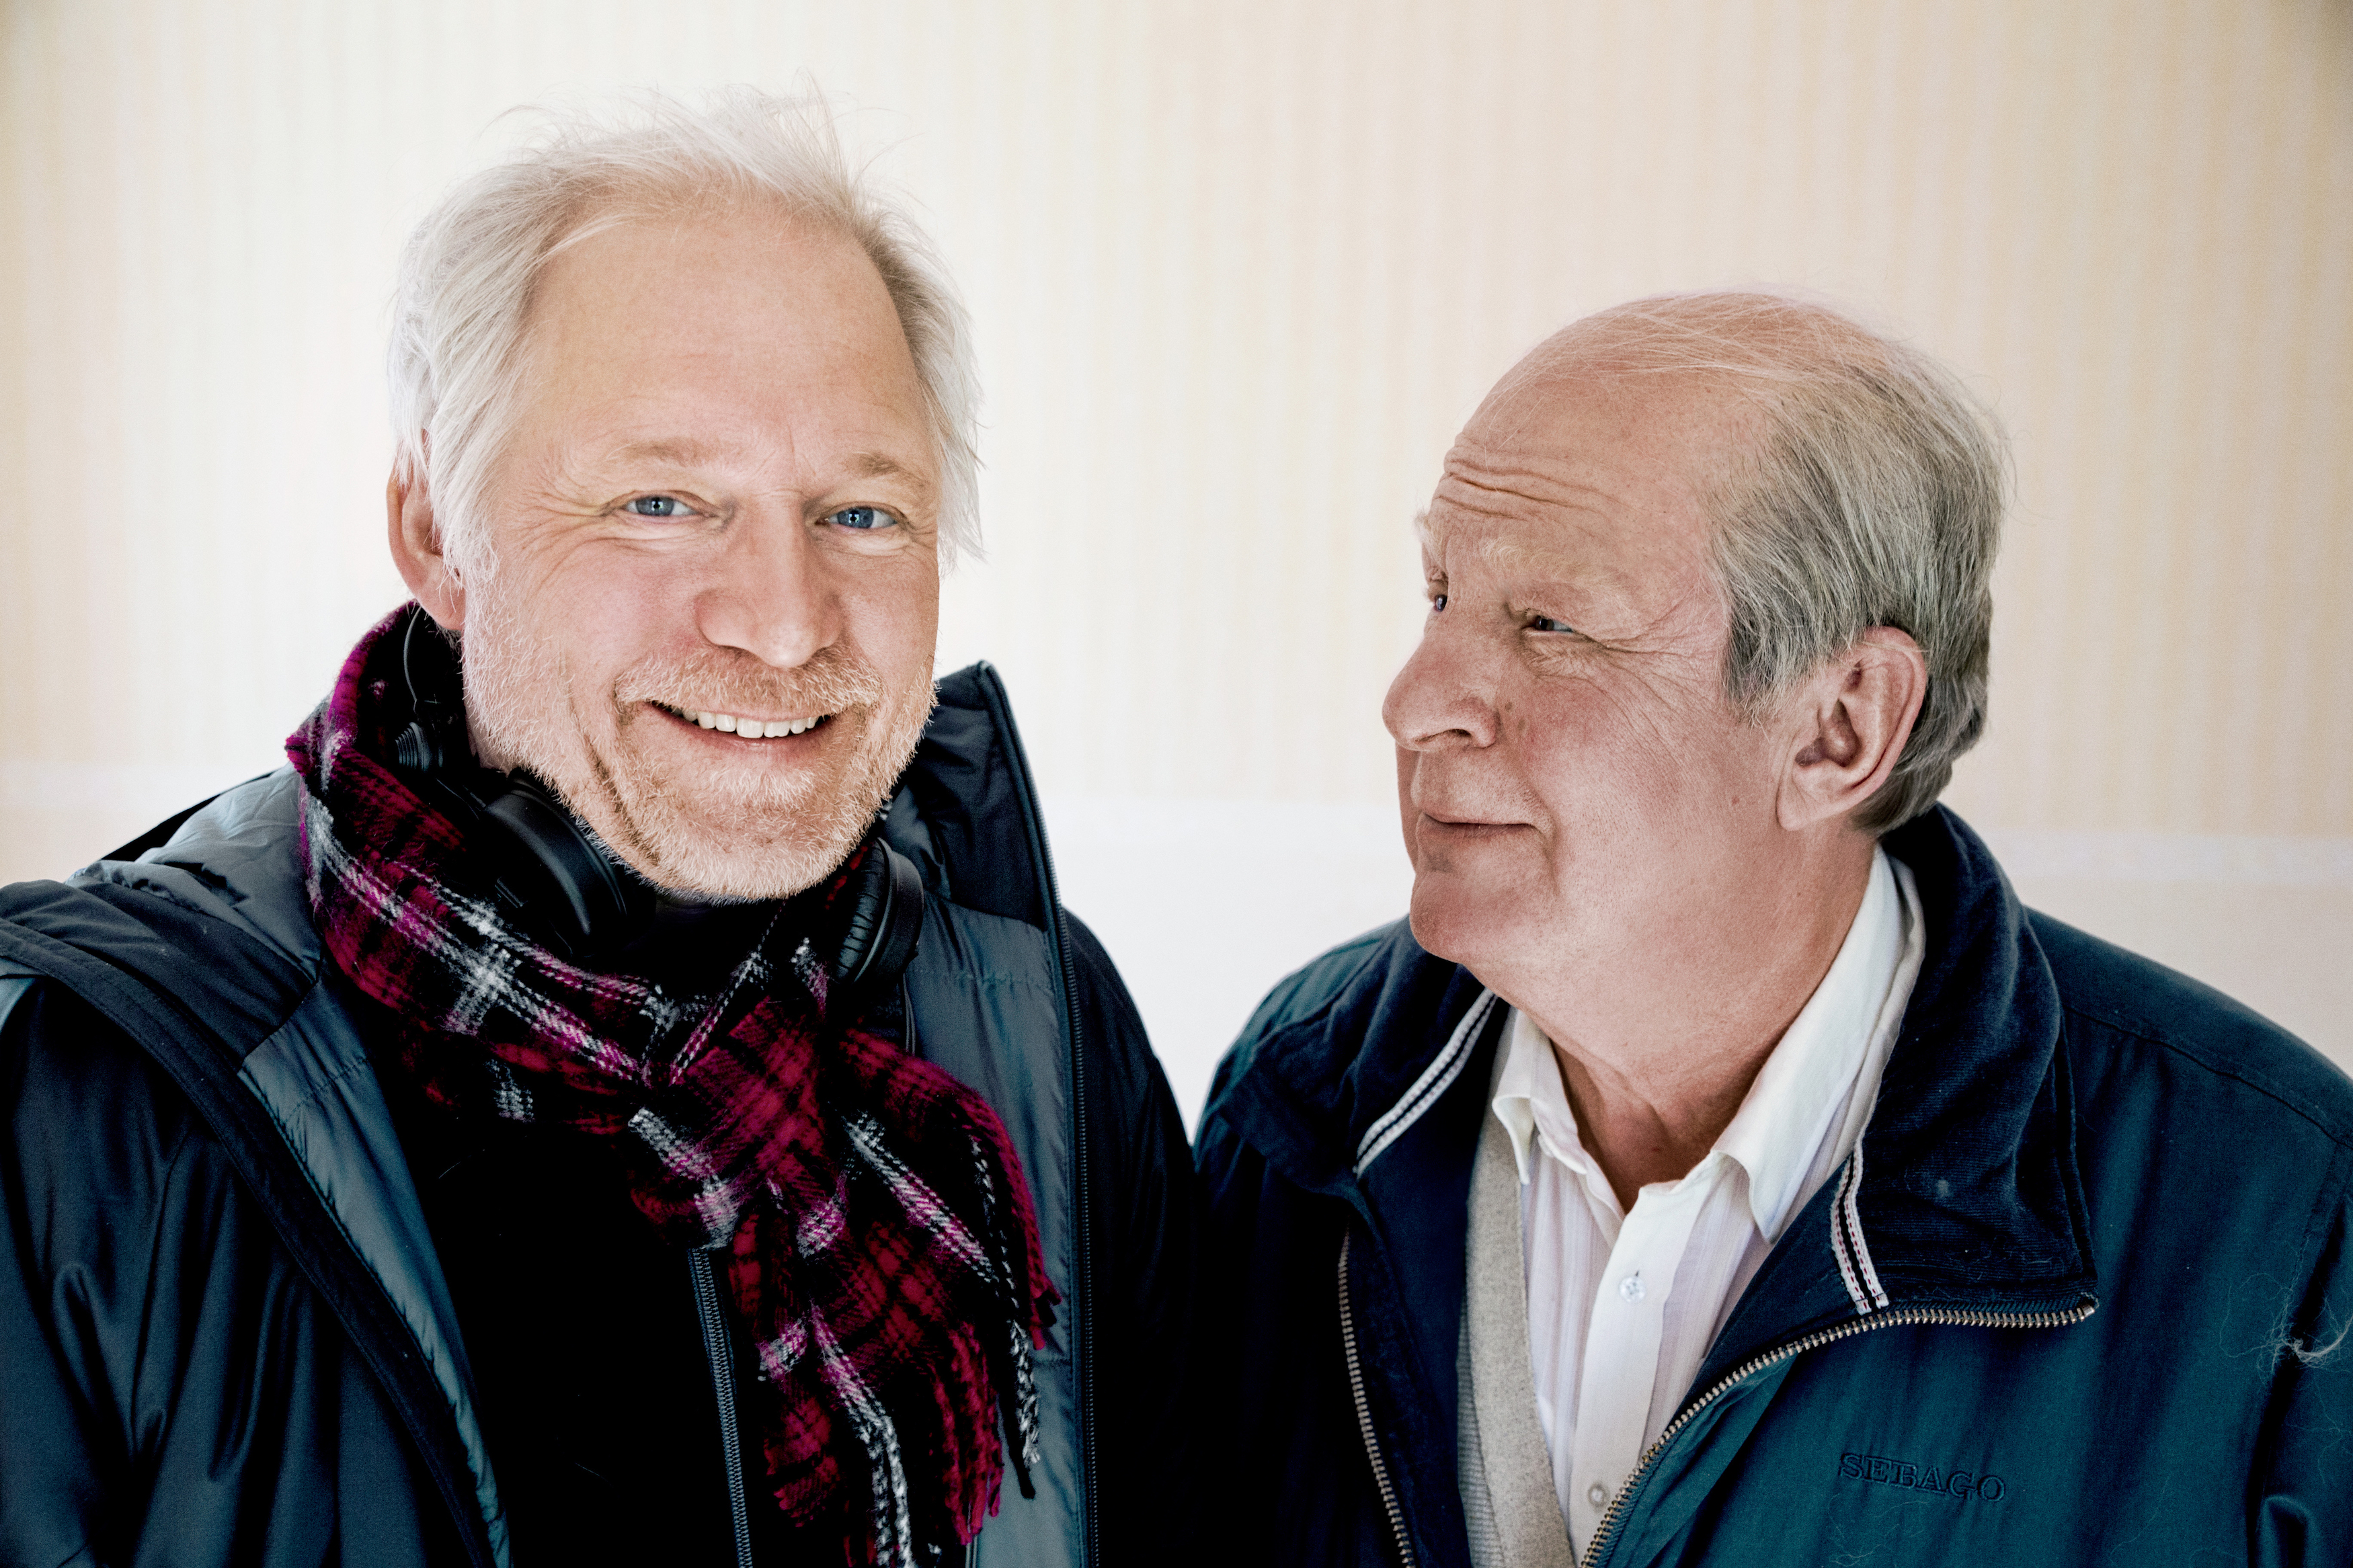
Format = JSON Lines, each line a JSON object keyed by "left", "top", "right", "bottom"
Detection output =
{"left": 1382, "top": 362, "right": 1790, "bottom": 1003}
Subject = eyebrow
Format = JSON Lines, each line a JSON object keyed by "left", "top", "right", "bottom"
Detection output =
{"left": 1419, "top": 510, "right": 1588, "bottom": 583}
{"left": 845, "top": 450, "right": 918, "bottom": 481}
{"left": 599, "top": 439, "right": 927, "bottom": 487}
{"left": 1477, "top": 532, "right": 1591, "bottom": 581}
{"left": 603, "top": 436, "right": 725, "bottom": 467}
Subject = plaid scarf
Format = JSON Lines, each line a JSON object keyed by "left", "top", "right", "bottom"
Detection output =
{"left": 287, "top": 609, "right": 1056, "bottom": 1567}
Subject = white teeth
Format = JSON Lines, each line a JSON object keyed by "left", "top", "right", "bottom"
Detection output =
{"left": 672, "top": 705, "right": 826, "bottom": 738}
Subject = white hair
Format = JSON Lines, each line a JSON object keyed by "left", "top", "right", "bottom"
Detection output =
{"left": 387, "top": 87, "right": 982, "bottom": 579}
{"left": 1566, "top": 292, "right": 2009, "bottom": 833}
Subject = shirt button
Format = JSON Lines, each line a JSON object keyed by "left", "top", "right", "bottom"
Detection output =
{"left": 1587, "top": 1483, "right": 1610, "bottom": 1507}
{"left": 1618, "top": 1273, "right": 1644, "bottom": 1302}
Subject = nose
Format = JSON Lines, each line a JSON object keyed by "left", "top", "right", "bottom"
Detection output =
{"left": 692, "top": 508, "right": 842, "bottom": 671}
{"left": 1382, "top": 608, "right": 1499, "bottom": 754}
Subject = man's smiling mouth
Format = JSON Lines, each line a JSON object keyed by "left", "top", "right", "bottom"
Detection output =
{"left": 654, "top": 702, "right": 833, "bottom": 739}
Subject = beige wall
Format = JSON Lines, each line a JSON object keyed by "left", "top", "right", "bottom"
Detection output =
{"left": 3, "top": 0, "right": 2348, "bottom": 1104}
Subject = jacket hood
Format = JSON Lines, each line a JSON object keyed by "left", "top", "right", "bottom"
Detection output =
{"left": 886, "top": 664, "right": 1060, "bottom": 930}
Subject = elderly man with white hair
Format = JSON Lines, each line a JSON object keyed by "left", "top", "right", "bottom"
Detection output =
{"left": 1192, "top": 294, "right": 2353, "bottom": 1567}
{"left": 0, "top": 93, "right": 1193, "bottom": 1568}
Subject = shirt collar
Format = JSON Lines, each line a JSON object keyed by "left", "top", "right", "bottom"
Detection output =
{"left": 1487, "top": 848, "right": 1915, "bottom": 1239}
{"left": 1715, "top": 848, "right": 1911, "bottom": 1240}
{"left": 1490, "top": 1007, "right": 1560, "bottom": 1186}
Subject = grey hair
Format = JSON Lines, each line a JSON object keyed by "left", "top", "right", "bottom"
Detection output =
{"left": 387, "top": 87, "right": 981, "bottom": 579}
{"left": 1569, "top": 293, "right": 2008, "bottom": 833}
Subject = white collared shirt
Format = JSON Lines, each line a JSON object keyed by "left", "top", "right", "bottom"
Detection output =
{"left": 1491, "top": 849, "right": 1924, "bottom": 1555}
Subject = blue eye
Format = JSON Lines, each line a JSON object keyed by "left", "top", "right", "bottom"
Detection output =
{"left": 625, "top": 495, "right": 694, "bottom": 518}
{"left": 826, "top": 505, "right": 894, "bottom": 531}
{"left": 1529, "top": 614, "right": 1574, "bottom": 634}
{"left": 1430, "top": 594, "right": 1448, "bottom": 613}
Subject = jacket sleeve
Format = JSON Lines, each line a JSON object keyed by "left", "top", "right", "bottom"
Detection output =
{"left": 0, "top": 973, "right": 453, "bottom": 1568}
{"left": 1183, "top": 1030, "right": 1399, "bottom": 1568}
{"left": 1061, "top": 913, "right": 1200, "bottom": 1567}
{"left": 0, "top": 976, "right": 127, "bottom": 1567}
{"left": 2251, "top": 1143, "right": 2353, "bottom": 1567}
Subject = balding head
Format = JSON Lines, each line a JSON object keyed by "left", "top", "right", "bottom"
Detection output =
{"left": 1386, "top": 290, "right": 2005, "bottom": 1038}
{"left": 1483, "top": 293, "right": 2008, "bottom": 832}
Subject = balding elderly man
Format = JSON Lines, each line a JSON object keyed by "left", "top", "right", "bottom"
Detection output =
{"left": 1193, "top": 296, "right": 2353, "bottom": 1567}
{"left": 0, "top": 94, "right": 1192, "bottom": 1567}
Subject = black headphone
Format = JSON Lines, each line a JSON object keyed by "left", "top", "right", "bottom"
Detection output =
{"left": 389, "top": 607, "right": 924, "bottom": 999}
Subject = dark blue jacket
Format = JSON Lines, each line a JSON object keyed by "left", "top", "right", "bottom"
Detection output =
{"left": 0, "top": 664, "right": 1195, "bottom": 1568}
{"left": 1193, "top": 808, "right": 2353, "bottom": 1567}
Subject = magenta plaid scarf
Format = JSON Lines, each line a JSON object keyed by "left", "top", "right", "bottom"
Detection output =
{"left": 287, "top": 610, "right": 1055, "bottom": 1567}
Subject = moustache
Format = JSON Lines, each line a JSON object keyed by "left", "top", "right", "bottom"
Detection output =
{"left": 612, "top": 644, "right": 887, "bottom": 719}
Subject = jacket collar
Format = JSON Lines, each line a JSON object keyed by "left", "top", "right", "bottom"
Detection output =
{"left": 1690, "top": 804, "right": 2098, "bottom": 1397}
{"left": 1217, "top": 923, "right": 1488, "bottom": 1206}
{"left": 1222, "top": 805, "right": 2097, "bottom": 1337}
{"left": 1790, "top": 811, "right": 2091, "bottom": 1282}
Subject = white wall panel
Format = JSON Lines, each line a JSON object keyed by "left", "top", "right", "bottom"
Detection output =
{"left": 4, "top": 0, "right": 2348, "bottom": 1101}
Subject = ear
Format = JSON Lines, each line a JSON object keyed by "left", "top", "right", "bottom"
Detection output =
{"left": 1776, "top": 627, "right": 1929, "bottom": 831}
{"left": 387, "top": 454, "right": 465, "bottom": 632}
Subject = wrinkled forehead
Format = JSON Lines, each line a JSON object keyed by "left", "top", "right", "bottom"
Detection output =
{"left": 1421, "top": 360, "right": 1748, "bottom": 585}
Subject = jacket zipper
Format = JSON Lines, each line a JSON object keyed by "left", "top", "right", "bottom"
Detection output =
{"left": 1577, "top": 1299, "right": 2095, "bottom": 1567}
{"left": 975, "top": 665, "right": 1096, "bottom": 1567}
{"left": 689, "top": 1247, "right": 757, "bottom": 1568}
{"left": 1337, "top": 1230, "right": 1418, "bottom": 1568}
{"left": 1037, "top": 823, "right": 1096, "bottom": 1567}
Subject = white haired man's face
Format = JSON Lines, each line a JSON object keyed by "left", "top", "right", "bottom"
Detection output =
{"left": 1382, "top": 358, "right": 1798, "bottom": 1009}
{"left": 421, "top": 209, "right": 941, "bottom": 902}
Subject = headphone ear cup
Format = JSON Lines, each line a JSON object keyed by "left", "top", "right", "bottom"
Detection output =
{"left": 393, "top": 718, "right": 452, "bottom": 776}
{"left": 388, "top": 606, "right": 647, "bottom": 960}
{"left": 834, "top": 839, "right": 926, "bottom": 1001}
{"left": 475, "top": 773, "right": 653, "bottom": 962}
{"left": 393, "top": 608, "right": 471, "bottom": 776}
